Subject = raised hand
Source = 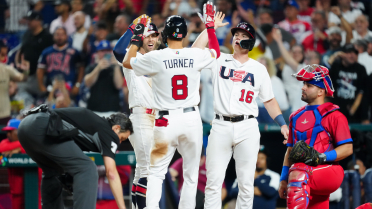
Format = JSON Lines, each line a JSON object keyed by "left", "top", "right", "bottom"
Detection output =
{"left": 197, "top": 1, "right": 216, "bottom": 29}
{"left": 214, "top": 11, "right": 229, "bottom": 29}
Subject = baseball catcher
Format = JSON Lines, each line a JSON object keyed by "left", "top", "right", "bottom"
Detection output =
{"left": 278, "top": 64, "right": 353, "bottom": 209}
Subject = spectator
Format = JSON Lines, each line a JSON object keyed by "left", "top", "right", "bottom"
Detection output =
{"left": 9, "top": 81, "right": 35, "bottom": 118}
{"left": 106, "top": 14, "right": 130, "bottom": 42}
{"left": 183, "top": 13, "right": 205, "bottom": 47}
{"left": 329, "top": 44, "right": 369, "bottom": 124}
{"left": 5, "top": 0, "right": 43, "bottom": 34}
{"left": 354, "top": 39, "right": 372, "bottom": 76}
{"left": 228, "top": 146, "right": 280, "bottom": 209}
{"left": 297, "top": 0, "right": 315, "bottom": 23}
{"left": 151, "top": 13, "right": 164, "bottom": 28}
{"left": 49, "top": 0, "right": 76, "bottom": 36}
{"left": 96, "top": 0, "right": 122, "bottom": 33}
{"left": 96, "top": 165, "right": 131, "bottom": 209}
{"left": 329, "top": 6, "right": 353, "bottom": 46}
{"left": 302, "top": 11, "right": 328, "bottom": 54}
{"left": 0, "top": 61, "right": 29, "bottom": 125}
{"left": 169, "top": 150, "right": 227, "bottom": 209}
{"left": 328, "top": 0, "right": 362, "bottom": 28}
{"left": 257, "top": 9, "right": 296, "bottom": 66}
{"left": 278, "top": 0, "right": 311, "bottom": 43}
{"left": 71, "top": 0, "right": 91, "bottom": 30}
{"left": 215, "top": 0, "right": 233, "bottom": 45}
{"left": 84, "top": 21, "right": 109, "bottom": 64}
{"left": 0, "top": 40, "right": 8, "bottom": 63}
{"left": 84, "top": 40, "right": 123, "bottom": 117}
{"left": 19, "top": 11, "right": 53, "bottom": 96}
{"left": 71, "top": 11, "right": 88, "bottom": 52}
{"left": 315, "top": 0, "right": 332, "bottom": 19}
{"left": 272, "top": 28, "right": 307, "bottom": 112}
{"left": 37, "top": 27, "right": 84, "bottom": 97}
{"left": 256, "top": 56, "right": 289, "bottom": 124}
{"left": 0, "top": 119, "right": 27, "bottom": 209}
{"left": 46, "top": 75, "right": 72, "bottom": 109}
{"left": 162, "top": 0, "right": 199, "bottom": 19}
{"left": 367, "top": 36, "right": 372, "bottom": 56}
{"left": 351, "top": 14, "right": 372, "bottom": 42}
{"left": 0, "top": 0, "right": 8, "bottom": 32}
{"left": 322, "top": 26, "right": 343, "bottom": 68}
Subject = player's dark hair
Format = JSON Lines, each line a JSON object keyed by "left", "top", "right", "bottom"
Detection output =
{"left": 96, "top": 21, "right": 108, "bottom": 30}
{"left": 168, "top": 36, "right": 183, "bottom": 42}
{"left": 106, "top": 113, "right": 134, "bottom": 134}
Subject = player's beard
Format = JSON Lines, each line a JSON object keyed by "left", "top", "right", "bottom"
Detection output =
{"left": 256, "top": 167, "right": 264, "bottom": 172}
{"left": 301, "top": 91, "right": 316, "bottom": 103}
{"left": 55, "top": 40, "right": 67, "bottom": 47}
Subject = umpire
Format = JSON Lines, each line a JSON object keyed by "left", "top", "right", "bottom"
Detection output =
{"left": 18, "top": 105, "right": 133, "bottom": 209}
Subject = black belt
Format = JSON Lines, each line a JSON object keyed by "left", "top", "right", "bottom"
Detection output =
{"left": 215, "top": 114, "right": 254, "bottom": 122}
{"left": 158, "top": 107, "right": 195, "bottom": 115}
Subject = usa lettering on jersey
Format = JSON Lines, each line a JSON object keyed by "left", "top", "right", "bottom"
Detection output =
{"left": 219, "top": 66, "right": 255, "bottom": 86}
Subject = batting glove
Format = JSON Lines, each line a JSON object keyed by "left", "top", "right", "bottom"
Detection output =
{"left": 129, "top": 14, "right": 151, "bottom": 33}
{"left": 198, "top": 1, "right": 216, "bottom": 29}
{"left": 130, "top": 17, "right": 151, "bottom": 48}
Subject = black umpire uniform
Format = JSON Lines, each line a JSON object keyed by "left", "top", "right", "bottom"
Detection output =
{"left": 18, "top": 106, "right": 132, "bottom": 209}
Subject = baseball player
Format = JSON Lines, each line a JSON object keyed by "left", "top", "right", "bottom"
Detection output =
{"left": 278, "top": 65, "right": 353, "bottom": 209}
{"left": 113, "top": 15, "right": 159, "bottom": 209}
{"left": 122, "top": 3, "right": 221, "bottom": 208}
{"left": 192, "top": 20, "right": 289, "bottom": 208}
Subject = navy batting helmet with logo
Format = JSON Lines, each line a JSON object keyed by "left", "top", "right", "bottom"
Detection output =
{"left": 161, "top": 15, "right": 187, "bottom": 45}
{"left": 231, "top": 22, "right": 256, "bottom": 51}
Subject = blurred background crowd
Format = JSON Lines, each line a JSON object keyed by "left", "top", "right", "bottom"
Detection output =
{"left": 1, "top": 0, "right": 372, "bottom": 208}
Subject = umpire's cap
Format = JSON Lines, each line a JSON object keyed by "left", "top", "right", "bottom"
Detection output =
{"left": 161, "top": 15, "right": 187, "bottom": 45}
{"left": 231, "top": 22, "right": 256, "bottom": 51}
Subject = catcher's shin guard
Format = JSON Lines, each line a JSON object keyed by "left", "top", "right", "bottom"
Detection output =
{"left": 287, "top": 163, "right": 312, "bottom": 209}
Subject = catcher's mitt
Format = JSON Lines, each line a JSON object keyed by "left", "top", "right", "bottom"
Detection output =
{"left": 289, "top": 141, "right": 326, "bottom": 166}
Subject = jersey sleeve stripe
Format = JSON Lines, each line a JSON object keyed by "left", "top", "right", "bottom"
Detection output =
{"left": 286, "top": 143, "right": 293, "bottom": 147}
{"left": 336, "top": 138, "right": 353, "bottom": 146}
{"left": 37, "top": 63, "right": 46, "bottom": 69}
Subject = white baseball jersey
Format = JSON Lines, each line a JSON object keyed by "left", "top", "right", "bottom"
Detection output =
{"left": 211, "top": 53, "right": 274, "bottom": 117}
{"left": 130, "top": 48, "right": 217, "bottom": 110}
{"left": 122, "top": 52, "right": 154, "bottom": 109}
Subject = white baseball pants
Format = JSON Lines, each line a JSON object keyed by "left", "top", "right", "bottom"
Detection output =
{"left": 146, "top": 107, "right": 203, "bottom": 209}
{"left": 204, "top": 118, "right": 261, "bottom": 209}
{"left": 128, "top": 109, "right": 155, "bottom": 209}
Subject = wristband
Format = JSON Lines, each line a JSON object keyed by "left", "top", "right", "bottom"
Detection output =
{"left": 324, "top": 150, "right": 337, "bottom": 162}
{"left": 274, "top": 114, "right": 286, "bottom": 127}
{"left": 280, "top": 166, "right": 289, "bottom": 182}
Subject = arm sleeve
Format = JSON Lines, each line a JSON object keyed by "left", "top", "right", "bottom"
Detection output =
{"left": 113, "top": 28, "right": 134, "bottom": 62}
{"left": 130, "top": 52, "right": 156, "bottom": 76}
{"left": 207, "top": 28, "right": 220, "bottom": 58}
{"left": 254, "top": 176, "right": 278, "bottom": 198}
{"left": 258, "top": 68, "right": 275, "bottom": 102}
{"left": 37, "top": 50, "right": 47, "bottom": 69}
{"left": 328, "top": 113, "right": 352, "bottom": 146}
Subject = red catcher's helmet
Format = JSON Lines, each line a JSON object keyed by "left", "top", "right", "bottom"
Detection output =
{"left": 293, "top": 64, "right": 335, "bottom": 97}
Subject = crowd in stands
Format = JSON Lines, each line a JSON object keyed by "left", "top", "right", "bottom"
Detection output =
{"left": 1, "top": 0, "right": 372, "bottom": 208}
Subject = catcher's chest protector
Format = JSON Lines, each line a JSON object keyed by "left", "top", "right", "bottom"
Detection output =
{"left": 290, "top": 103, "right": 339, "bottom": 153}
